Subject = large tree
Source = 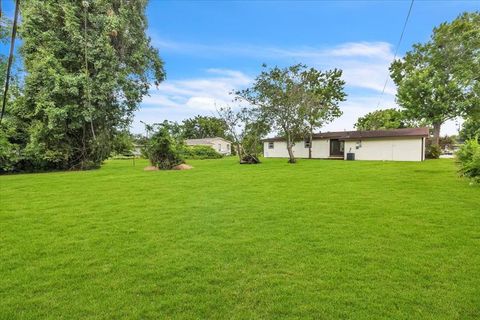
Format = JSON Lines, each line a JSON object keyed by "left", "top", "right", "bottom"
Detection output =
{"left": 433, "top": 12, "right": 480, "bottom": 119}
{"left": 390, "top": 12, "right": 479, "bottom": 146}
{"left": 236, "top": 64, "right": 308, "bottom": 164}
{"left": 16, "top": 0, "right": 164, "bottom": 170}
{"left": 181, "top": 115, "right": 228, "bottom": 140}
{"left": 301, "top": 68, "right": 345, "bottom": 158}
{"left": 354, "top": 108, "right": 414, "bottom": 131}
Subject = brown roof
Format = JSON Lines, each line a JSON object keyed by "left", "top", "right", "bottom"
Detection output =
{"left": 262, "top": 127, "right": 429, "bottom": 142}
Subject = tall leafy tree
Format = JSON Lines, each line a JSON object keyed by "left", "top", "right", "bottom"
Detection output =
{"left": 354, "top": 108, "right": 414, "bottom": 131}
{"left": 433, "top": 12, "right": 480, "bottom": 119}
{"left": 181, "top": 115, "right": 228, "bottom": 139}
{"left": 390, "top": 12, "right": 479, "bottom": 146}
{"left": 17, "top": 0, "right": 164, "bottom": 170}
{"left": 236, "top": 64, "right": 307, "bottom": 163}
{"left": 301, "top": 68, "right": 345, "bottom": 158}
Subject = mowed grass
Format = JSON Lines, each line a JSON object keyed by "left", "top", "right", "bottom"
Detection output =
{"left": 1, "top": 158, "right": 479, "bottom": 319}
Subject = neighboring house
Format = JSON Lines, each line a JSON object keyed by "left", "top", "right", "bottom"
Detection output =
{"left": 132, "top": 143, "right": 144, "bottom": 157}
{"left": 262, "top": 127, "right": 429, "bottom": 162}
{"left": 185, "top": 137, "right": 232, "bottom": 155}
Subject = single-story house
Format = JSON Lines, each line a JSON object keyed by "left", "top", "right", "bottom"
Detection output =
{"left": 185, "top": 137, "right": 232, "bottom": 155}
{"left": 262, "top": 127, "right": 429, "bottom": 162}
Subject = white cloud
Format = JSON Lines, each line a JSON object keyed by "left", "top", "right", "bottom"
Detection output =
{"left": 328, "top": 42, "right": 393, "bottom": 59}
{"left": 132, "top": 69, "right": 251, "bottom": 132}
{"left": 275, "top": 43, "right": 396, "bottom": 95}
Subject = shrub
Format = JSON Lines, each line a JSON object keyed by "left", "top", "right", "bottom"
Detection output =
{"left": 145, "top": 127, "right": 184, "bottom": 170}
{"left": 456, "top": 138, "right": 480, "bottom": 184}
{"left": 183, "top": 145, "right": 222, "bottom": 160}
{"left": 0, "top": 131, "right": 21, "bottom": 173}
{"left": 425, "top": 139, "right": 441, "bottom": 159}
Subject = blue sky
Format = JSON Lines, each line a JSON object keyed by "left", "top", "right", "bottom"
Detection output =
{"left": 2, "top": 1, "right": 479, "bottom": 135}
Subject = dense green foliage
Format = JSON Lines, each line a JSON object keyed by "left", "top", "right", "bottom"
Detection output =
{"left": 425, "top": 142, "right": 442, "bottom": 159}
{"left": 110, "top": 131, "right": 134, "bottom": 156}
{"left": 355, "top": 108, "right": 414, "bottom": 131}
{"left": 390, "top": 12, "right": 480, "bottom": 146}
{"left": 432, "top": 12, "right": 480, "bottom": 118}
{"left": 182, "top": 145, "right": 222, "bottom": 160}
{"left": 0, "top": 129, "right": 20, "bottom": 171}
{"left": 182, "top": 115, "right": 228, "bottom": 139}
{"left": 459, "top": 118, "right": 480, "bottom": 142}
{"left": 145, "top": 126, "right": 184, "bottom": 169}
{"left": 457, "top": 138, "right": 480, "bottom": 183}
{"left": 1, "top": 158, "right": 479, "bottom": 318}
{"left": 0, "top": 0, "right": 164, "bottom": 172}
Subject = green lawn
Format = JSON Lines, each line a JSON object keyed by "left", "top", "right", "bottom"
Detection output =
{"left": 1, "top": 158, "right": 479, "bottom": 319}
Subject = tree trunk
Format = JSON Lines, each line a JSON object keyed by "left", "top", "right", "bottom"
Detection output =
{"left": 432, "top": 122, "right": 441, "bottom": 146}
{"left": 308, "top": 129, "right": 313, "bottom": 159}
{"left": 236, "top": 142, "right": 242, "bottom": 162}
{"left": 286, "top": 135, "right": 296, "bottom": 163}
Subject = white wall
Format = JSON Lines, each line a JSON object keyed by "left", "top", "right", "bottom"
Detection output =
{"left": 264, "top": 137, "right": 425, "bottom": 161}
{"left": 263, "top": 139, "right": 330, "bottom": 158}
{"left": 344, "top": 137, "right": 424, "bottom": 161}
{"left": 211, "top": 139, "right": 231, "bottom": 155}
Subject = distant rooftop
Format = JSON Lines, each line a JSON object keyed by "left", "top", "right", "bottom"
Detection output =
{"left": 185, "top": 137, "right": 231, "bottom": 145}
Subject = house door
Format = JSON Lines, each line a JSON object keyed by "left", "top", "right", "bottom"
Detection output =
{"left": 330, "top": 139, "right": 344, "bottom": 157}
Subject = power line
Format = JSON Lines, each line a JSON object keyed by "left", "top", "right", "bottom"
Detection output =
{"left": 0, "top": 0, "right": 20, "bottom": 125}
{"left": 377, "top": 0, "right": 414, "bottom": 108}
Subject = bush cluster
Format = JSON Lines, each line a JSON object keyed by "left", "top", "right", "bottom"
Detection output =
{"left": 425, "top": 139, "right": 441, "bottom": 159}
{"left": 456, "top": 138, "right": 480, "bottom": 184}
{"left": 182, "top": 145, "right": 222, "bottom": 160}
{"left": 0, "top": 131, "right": 21, "bottom": 172}
{"left": 145, "top": 127, "right": 184, "bottom": 170}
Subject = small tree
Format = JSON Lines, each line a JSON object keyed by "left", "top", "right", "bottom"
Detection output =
{"left": 301, "top": 68, "right": 345, "bottom": 158}
{"left": 218, "top": 105, "right": 268, "bottom": 164}
{"left": 236, "top": 64, "right": 307, "bottom": 163}
{"left": 145, "top": 125, "right": 184, "bottom": 170}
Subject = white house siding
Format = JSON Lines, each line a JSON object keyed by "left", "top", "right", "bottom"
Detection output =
{"left": 186, "top": 138, "right": 231, "bottom": 155}
{"left": 210, "top": 138, "right": 231, "bottom": 155}
{"left": 343, "top": 137, "right": 424, "bottom": 161}
{"left": 263, "top": 139, "right": 330, "bottom": 158}
{"left": 264, "top": 137, "right": 425, "bottom": 161}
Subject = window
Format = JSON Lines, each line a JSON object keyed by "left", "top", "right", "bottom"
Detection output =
{"left": 268, "top": 142, "right": 274, "bottom": 149}
{"left": 226, "top": 144, "right": 230, "bottom": 151}
{"left": 304, "top": 139, "right": 311, "bottom": 148}
{"left": 218, "top": 144, "right": 222, "bottom": 151}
